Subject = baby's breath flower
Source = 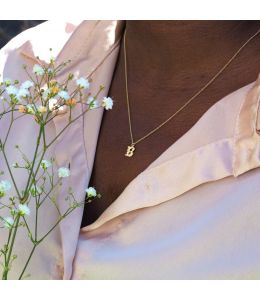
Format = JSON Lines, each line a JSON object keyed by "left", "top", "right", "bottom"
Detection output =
{"left": 17, "top": 88, "right": 29, "bottom": 101}
{"left": 40, "top": 159, "right": 52, "bottom": 170}
{"left": 3, "top": 217, "right": 14, "bottom": 229}
{"left": 58, "top": 167, "right": 70, "bottom": 178}
{"left": 48, "top": 98, "right": 58, "bottom": 111}
{"left": 0, "top": 180, "right": 11, "bottom": 192}
{"left": 21, "top": 80, "right": 34, "bottom": 89}
{"left": 85, "top": 187, "right": 97, "bottom": 198}
{"left": 37, "top": 105, "right": 47, "bottom": 114}
{"left": 87, "top": 96, "right": 98, "bottom": 109}
{"left": 18, "top": 204, "right": 30, "bottom": 216}
{"left": 58, "top": 90, "right": 70, "bottom": 100}
{"left": 6, "top": 85, "right": 18, "bottom": 96}
{"left": 33, "top": 64, "right": 44, "bottom": 76}
{"left": 76, "top": 77, "right": 89, "bottom": 89}
{"left": 102, "top": 97, "right": 113, "bottom": 110}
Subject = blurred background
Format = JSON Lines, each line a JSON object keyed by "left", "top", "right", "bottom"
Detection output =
{"left": 0, "top": 21, "right": 45, "bottom": 48}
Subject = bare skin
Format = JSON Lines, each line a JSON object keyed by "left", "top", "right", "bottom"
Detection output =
{"left": 81, "top": 20, "right": 260, "bottom": 227}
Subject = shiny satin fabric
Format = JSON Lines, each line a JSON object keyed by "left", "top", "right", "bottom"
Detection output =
{"left": 72, "top": 77, "right": 260, "bottom": 279}
{"left": 0, "top": 20, "right": 260, "bottom": 279}
{"left": 0, "top": 20, "right": 124, "bottom": 279}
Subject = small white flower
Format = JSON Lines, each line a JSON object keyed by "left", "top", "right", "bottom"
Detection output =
{"left": 76, "top": 77, "right": 90, "bottom": 89}
{"left": 3, "top": 217, "right": 14, "bottom": 229}
{"left": 102, "top": 97, "right": 113, "bottom": 110}
{"left": 18, "top": 204, "right": 30, "bottom": 216}
{"left": 58, "top": 167, "right": 70, "bottom": 178}
{"left": 17, "top": 88, "right": 29, "bottom": 101}
{"left": 85, "top": 187, "right": 97, "bottom": 198}
{"left": 48, "top": 98, "right": 58, "bottom": 111}
{"left": 33, "top": 64, "right": 45, "bottom": 76}
{"left": 21, "top": 80, "right": 34, "bottom": 89}
{"left": 40, "top": 159, "right": 52, "bottom": 170}
{"left": 6, "top": 85, "right": 18, "bottom": 95}
{"left": 87, "top": 96, "right": 98, "bottom": 109}
{"left": 58, "top": 90, "right": 70, "bottom": 100}
{"left": 0, "top": 180, "right": 11, "bottom": 192}
{"left": 0, "top": 180, "right": 11, "bottom": 197}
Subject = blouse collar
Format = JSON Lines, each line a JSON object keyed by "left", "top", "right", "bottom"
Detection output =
{"left": 233, "top": 73, "right": 260, "bottom": 176}
{"left": 82, "top": 73, "right": 260, "bottom": 233}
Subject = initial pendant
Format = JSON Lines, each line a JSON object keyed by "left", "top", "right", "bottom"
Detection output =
{"left": 125, "top": 144, "right": 135, "bottom": 157}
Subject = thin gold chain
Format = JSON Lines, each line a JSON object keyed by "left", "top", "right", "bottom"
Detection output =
{"left": 123, "top": 27, "right": 260, "bottom": 148}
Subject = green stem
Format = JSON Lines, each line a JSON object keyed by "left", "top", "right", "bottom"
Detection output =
{"left": 3, "top": 108, "right": 14, "bottom": 145}
{"left": 2, "top": 215, "right": 20, "bottom": 280}
{"left": 18, "top": 244, "right": 36, "bottom": 280}
{"left": 18, "top": 203, "right": 81, "bottom": 280}
{"left": 0, "top": 143, "right": 22, "bottom": 199}
{"left": 23, "top": 125, "right": 43, "bottom": 202}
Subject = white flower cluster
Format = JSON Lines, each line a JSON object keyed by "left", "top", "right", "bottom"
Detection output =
{"left": 33, "top": 64, "right": 44, "bottom": 76}
{"left": 86, "top": 96, "right": 114, "bottom": 111}
{"left": 58, "top": 167, "right": 70, "bottom": 178}
{"left": 4, "top": 78, "right": 34, "bottom": 102}
{"left": 40, "top": 160, "right": 70, "bottom": 178}
{"left": 3, "top": 72, "right": 114, "bottom": 115}
{"left": 2, "top": 204, "right": 30, "bottom": 229}
{"left": 40, "top": 159, "right": 52, "bottom": 170}
{"left": 86, "top": 187, "right": 97, "bottom": 198}
{"left": 102, "top": 97, "right": 113, "bottom": 110}
{"left": 2, "top": 217, "right": 14, "bottom": 229}
{"left": 17, "top": 204, "right": 30, "bottom": 216}
{"left": 58, "top": 90, "right": 70, "bottom": 100}
{"left": 76, "top": 77, "right": 90, "bottom": 89}
{"left": 0, "top": 180, "right": 11, "bottom": 197}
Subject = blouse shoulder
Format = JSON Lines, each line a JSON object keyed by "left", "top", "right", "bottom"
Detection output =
{"left": 0, "top": 20, "right": 125, "bottom": 80}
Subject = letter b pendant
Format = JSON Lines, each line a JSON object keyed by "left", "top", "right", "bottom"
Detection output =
{"left": 125, "top": 144, "right": 135, "bottom": 157}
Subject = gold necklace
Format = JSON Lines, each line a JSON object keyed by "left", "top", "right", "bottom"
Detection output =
{"left": 123, "top": 27, "right": 260, "bottom": 158}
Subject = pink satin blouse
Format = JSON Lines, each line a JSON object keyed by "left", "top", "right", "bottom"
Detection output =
{"left": 0, "top": 20, "right": 260, "bottom": 280}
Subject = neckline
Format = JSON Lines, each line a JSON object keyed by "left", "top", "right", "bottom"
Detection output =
{"left": 81, "top": 75, "right": 260, "bottom": 232}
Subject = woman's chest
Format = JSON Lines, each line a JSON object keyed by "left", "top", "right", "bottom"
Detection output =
{"left": 81, "top": 39, "right": 259, "bottom": 227}
{"left": 81, "top": 88, "right": 214, "bottom": 227}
